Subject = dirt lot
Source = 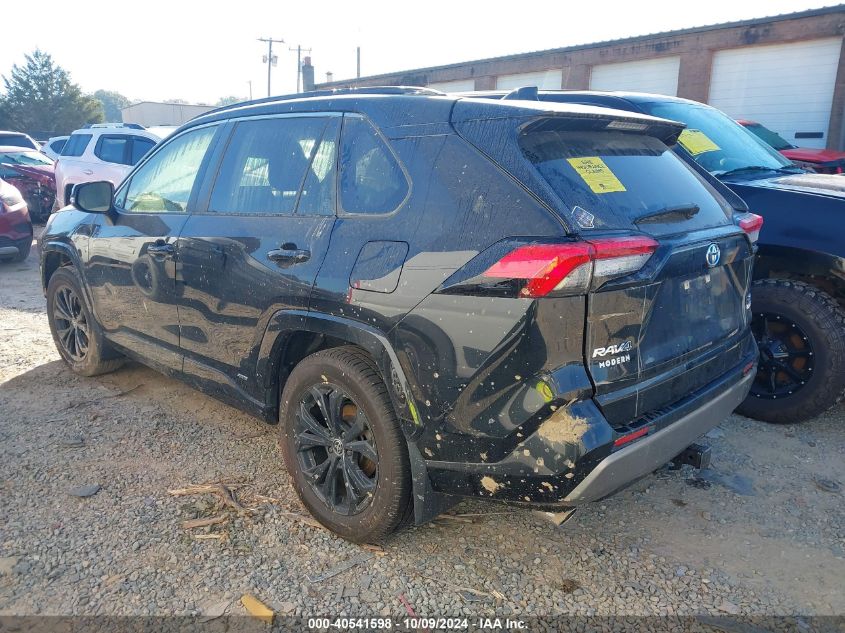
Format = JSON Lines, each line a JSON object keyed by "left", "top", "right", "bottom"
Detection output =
{"left": 1, "top": 235, "right": 843, "bottom": 620}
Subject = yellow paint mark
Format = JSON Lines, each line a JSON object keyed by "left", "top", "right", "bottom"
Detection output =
{"left": 566, "top": 157, "right": 626, "bottom": 194}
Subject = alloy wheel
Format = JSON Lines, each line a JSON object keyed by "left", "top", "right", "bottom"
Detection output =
{"left": 294, "top": 383, "right": 378, "bottom": 515}
{"left": 53, "top": 286, "right": 90, "bottom": 362}
{"left": 750, "top": 312, "right": 814, "bottom": 399}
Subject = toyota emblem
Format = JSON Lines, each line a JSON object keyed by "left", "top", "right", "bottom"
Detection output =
{"left": 705, "top": 243, "right": 721, "bottom": 268}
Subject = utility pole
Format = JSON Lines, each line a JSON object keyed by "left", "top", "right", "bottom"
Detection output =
{"left": 258, "top": 37, "right": 284, "bottom": 96}
{"left": 356, "top": 46, "right": 361, "bottom": 78}
{"left": 289, "top": 44, "right": 312, "bottom": 93}
{"left": 247, "top": 80, "right": 253, "bottom": 100}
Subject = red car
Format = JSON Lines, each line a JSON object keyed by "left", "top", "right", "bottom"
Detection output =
{"left": 737, "top": 119, "right": 845, "bottom": 174}
{"left": 0, "top": 146, "right": 56, "bottom": 221}
{"left": 0, "top": 178, "right": 33, "bottom": 263}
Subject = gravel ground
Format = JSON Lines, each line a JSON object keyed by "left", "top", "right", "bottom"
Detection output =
{"left": 1, "top": 234, "right": 843, "bottom": 620}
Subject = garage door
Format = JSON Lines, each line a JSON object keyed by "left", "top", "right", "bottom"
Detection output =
{"left": 708, "top": 38, "right": 842, "bottom": 149}
{"left": 496, "top": 70, "right": 562, "bottom": 90}
{"left": 427, "top": 79, "right": 476, "bottom": 92}
{"left": 590, "top": 57, "right": 680, "bottom": 96}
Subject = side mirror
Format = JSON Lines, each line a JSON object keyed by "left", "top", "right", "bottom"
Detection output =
{"left": 72, "top": 181, "right": 114, "bottom": 214}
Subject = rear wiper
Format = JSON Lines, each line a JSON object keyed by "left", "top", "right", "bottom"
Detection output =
{"left": 635, "top": 203, "right": 700, "bottom": 224}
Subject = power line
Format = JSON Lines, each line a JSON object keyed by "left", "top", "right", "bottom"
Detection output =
{"left": 289, "top": 44, "right": 312, "bottom": 93}
{"left": 258, "top": 37, "right": 284, "bottom": 97}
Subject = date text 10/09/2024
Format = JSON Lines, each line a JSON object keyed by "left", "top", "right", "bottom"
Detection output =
{"left": 306, "top": 617, "right": 528, "bottom": 630}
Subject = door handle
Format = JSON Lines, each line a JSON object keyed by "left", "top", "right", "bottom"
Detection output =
{"left": 267, "top": 244, "right": 310, "bottom": 266}
{"left": 147, "top": 243, "right": 176, "bottom": 259}
{"left": 83, "top": 169, "right": 94, "bottom": 175}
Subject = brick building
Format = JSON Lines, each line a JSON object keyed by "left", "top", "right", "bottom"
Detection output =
{"left": 314, "top": 5, "right": 845, "bottom": 150}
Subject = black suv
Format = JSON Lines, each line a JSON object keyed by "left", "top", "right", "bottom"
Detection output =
{"left": 476, "top": 89, "right": 845, "bottom": 424}
{"left": 40, "top": 88, "right": 757, "bottom": 542}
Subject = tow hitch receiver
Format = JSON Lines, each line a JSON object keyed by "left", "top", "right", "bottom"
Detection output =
{"left": 670, "top": 443, "right": 711, "bottom": 470}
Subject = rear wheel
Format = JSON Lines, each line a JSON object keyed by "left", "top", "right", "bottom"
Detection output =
{"left": 279, "top": 346, "right": 412, "bottom": 543}
{"left": 46, "top": 267, "right": 124, "bottom": 376}
{"left": 738, "top": 279, "right": 845, "bottom": 423}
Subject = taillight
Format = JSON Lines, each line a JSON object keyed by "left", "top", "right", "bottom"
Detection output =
{"left": 482, "top": 236, "right": 658, "bottom": 298}
{"left": 737, "top": 212, "right": 763, "bottom": 244}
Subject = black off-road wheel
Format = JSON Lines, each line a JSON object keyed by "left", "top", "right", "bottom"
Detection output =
{"left": 46, "top": 267, "right": 124, "bottom": 377}
{"left": 737, "top": 279, "right": 845, "bottom": 423}
{"left": 279, "top": 346, "right": 412, "bottom": 543}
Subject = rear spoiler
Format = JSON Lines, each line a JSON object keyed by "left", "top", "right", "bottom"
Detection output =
{"left": 452, "top": 98, "right": 684, "bottom": 147}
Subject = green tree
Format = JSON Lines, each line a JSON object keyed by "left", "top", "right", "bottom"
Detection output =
{"left": 94, "top": 89, "right": 130, "bottom": 122}
{"left": 0, "top": 50, "right": 103, "bottom": 135}
{"left": 215, "top": 95, "right": 245, "bottom": 106}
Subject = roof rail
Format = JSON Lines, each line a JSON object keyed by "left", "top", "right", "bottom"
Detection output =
{"left": 82, "top": 122, "right": 146, "bottom": 130}
{"left": 203, "top": 85, "right": 445, "bottom": 116}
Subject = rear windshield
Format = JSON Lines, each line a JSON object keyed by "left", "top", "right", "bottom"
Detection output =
{"left": 744, "top": 123, "right": 794, "bottom": 151}
{"left": 519, "top": 129, "right": 732, "bottom": 234}
{"left": 0, "top": 134, "right": 36, "bottom": 149}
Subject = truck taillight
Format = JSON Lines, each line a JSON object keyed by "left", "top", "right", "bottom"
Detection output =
{"left": 482, "top": 236, "right": 658, "bottom": 298}
{"left": 737, "top": 212, "right": 764, "bottom": 244}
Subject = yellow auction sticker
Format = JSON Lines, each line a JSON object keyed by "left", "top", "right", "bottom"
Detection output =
{"left": 566, "top": 157, "right": 626, "bottom": 194}
{"left": 678, "top": 129, "right": 721, "bottom": 155}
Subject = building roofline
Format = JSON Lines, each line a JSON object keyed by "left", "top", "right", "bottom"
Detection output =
{"left": 122, "top": 101, "right": 213, "bottom": 109}
{"left": 316, "top": 4, "right": 845, "bottom": 88}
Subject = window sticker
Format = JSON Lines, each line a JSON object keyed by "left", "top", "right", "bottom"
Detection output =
{"left": 677, "top": 129, "right": 721, "bottom": 155}
{"left": 566, "top": 157, "right": 626, "bottom": 194}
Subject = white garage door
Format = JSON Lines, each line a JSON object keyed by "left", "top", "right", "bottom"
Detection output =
{"left": 496, "top": 70, "right": 562, "bottom": 90}
{"left": 589, "top": 57, "right": 680, "bottom": 96}
{"left": 708, "top": 38, "right": 842, "bottom": 149}
{"left": 427, "top": 78, "right": 476, "bottom": 92}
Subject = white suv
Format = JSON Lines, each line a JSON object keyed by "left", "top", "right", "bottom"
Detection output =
{"left": 54, "top": 124, "right": 163, "bottom": 208}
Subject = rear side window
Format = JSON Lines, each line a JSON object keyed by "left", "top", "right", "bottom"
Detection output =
{"left": 131, "top": 138, "right": 156, "bottom": 165}
{"left": 61, "top": 134, "right": 92, "bottom": 157}
{"left": 49, "top": 139, "right": 67, "bottom": 154}
{"left": 209, "top": 117, "right": 336, "bottom": 215}
{"left": 95, "top": 136, "right": 129, "bottom": 164}
{"left": 339, "top": 116, "right": 408, "bottom": 214}
{"left": 519, "top": 129, "right": 731, "bottom": 233}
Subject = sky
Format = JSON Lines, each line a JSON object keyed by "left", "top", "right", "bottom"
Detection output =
{"left": 0, "top": 0, "right": 840, "bottom": 105}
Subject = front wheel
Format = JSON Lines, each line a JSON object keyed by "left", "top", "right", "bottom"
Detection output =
{"left": 46, "top": 267, "right": 124, "bottom": 377}
{"left": 279, "top": 346, "right": 412, "bottom": 543}
{"left": 737, "top": 279, "right": 845, "bottom": 423}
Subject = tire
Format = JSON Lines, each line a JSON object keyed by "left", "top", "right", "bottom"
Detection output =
{"left": 12, "top": 236, "right": 32, "bottom": 262}
{"left": 279, "top": 346, "right": 412, "bottom": 543}
{"left": 46, "top": 267, "right": 125, "bottom": 377}
{"left": 737, "top": 279, "right": 845, "bottom": 423}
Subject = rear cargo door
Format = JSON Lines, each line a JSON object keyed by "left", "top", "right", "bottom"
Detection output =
{"left": 520, "top": 127, "right": 755, "bottom": 426}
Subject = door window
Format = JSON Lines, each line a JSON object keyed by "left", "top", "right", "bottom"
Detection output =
{"left": 209, "top": 117, "right": 335, "bottom": 215}
{"left": 339, "top": 116, "right": 408, "bottom": 214}
{"left": 117, "top": 126, "right": 216, "bottom": 213}
{"left": 95, "top": 136, "right": 129, "bottom": 164}
{"left": 130, "top": 137, "right": 156, "bottom": 165}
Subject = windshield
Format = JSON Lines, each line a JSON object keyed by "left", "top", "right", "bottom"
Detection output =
{"left": 744, "top": 123, "right": 794, "bottom": 151}
{"left": 643, "top": 102, "right": 794, "bottom": 176}
{"left": 0, "top": 150, "right": 53, "bottom": 166}
{"left": 519, "top": 129, "right": 732, "bottom": 235}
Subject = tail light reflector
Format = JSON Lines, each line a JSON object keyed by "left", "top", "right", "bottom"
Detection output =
{"left": 482, "top": 236, "right": 658, "bottom": 298}
{"left": 614, "top": 426, "right": 649, "bottom": 447}
{"left": 737, "top": 212, "right": 763, "bottom": 244}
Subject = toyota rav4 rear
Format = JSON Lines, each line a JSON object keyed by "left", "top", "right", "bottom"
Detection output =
{"left": 402, "top": 99, "right": 758, "bottom": 514}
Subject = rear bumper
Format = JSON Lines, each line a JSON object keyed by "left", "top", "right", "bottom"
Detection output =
{"left": 564, "top": 369, "right": 753, "bottom": 504}
{"left": 422, "top": 346, "right": 756, "bottom": 506}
